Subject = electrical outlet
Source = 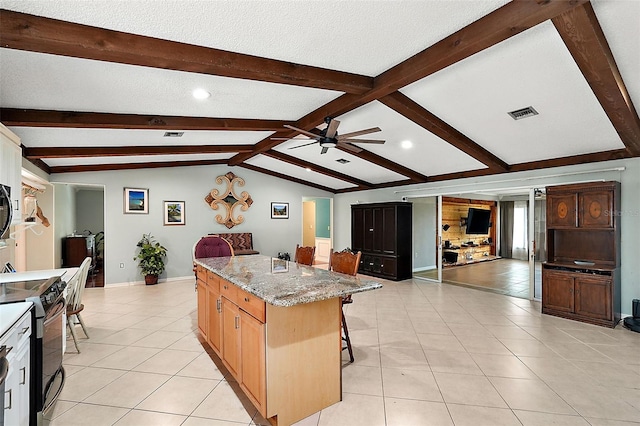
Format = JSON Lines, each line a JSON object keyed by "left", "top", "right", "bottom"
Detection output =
{"left": 415, "top": 252, "right": 419, "bottom": 258}
{"left": 119, "top": 263, "right": 125, "bottom": 269}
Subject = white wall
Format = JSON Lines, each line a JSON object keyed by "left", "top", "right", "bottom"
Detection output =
{"left": 75, "top": 189, "right": 104, "bottom": 235}
{"left": 335, "top": 158, "right": 640, "bottom": 316}
{"left": 52, "top": 165, "right": 332, "bottom": 285}
{"left": 53, "top": 184, "right": 75, "bottom": 268}
{"left": 412, "top": 198, "right": 437, "bottom": 271}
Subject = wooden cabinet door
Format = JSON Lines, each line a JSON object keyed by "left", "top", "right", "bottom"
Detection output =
{"left": 381, "top": 206, "right": 397, "bottom": 254}
{"left": 363, "top": 208, "right": 374, "bottom": 251}
{"left": 351, "top": 208, "right": 364, "bottom": 252}
{"left": 197, "top": 279, "right": 207, "bottom": 337}
{"left": 542, "top": 271, "right": 574, "bottom": 313}
{"left": 547, "top": 193, "right": 577, "bottom": 228}
{"left": 372, "top": 207, "right": 384, "bottom": 252}
{"left": 574, "top": 276, "right": 612, "bottom": 321}
{"left": 380, "top": 257, "right": 398, "bottom": 278}
{"left": 239, "top": 309, "right": 266, "bottom": 415}
{"left": 579, "top": 191, "right": 613, "bottom": 228}
{"left": 207, "top": 287, "right": 222, "bottom": 355}
{"left": 221, "top": 298, "right": 241, "bottom": 378}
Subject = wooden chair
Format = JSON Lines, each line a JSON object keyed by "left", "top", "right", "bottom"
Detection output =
{"left": 66, "top": 257, "right": 92, "bottom": 353}
{"left": 328, "top": 249, "right": 362, "bottom": 363}
{"left": 294, "top": 244, "right": 315, "bottom": 266}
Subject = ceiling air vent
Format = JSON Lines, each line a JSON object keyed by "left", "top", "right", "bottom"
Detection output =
{"left": 508, "top": 106, "right": 538, "bottom": 120}
{"left": 163, "top": 131, "right": 184, "bottom": 137}
{"left": 336, "top": 158, "right": 350, "bottom": 164}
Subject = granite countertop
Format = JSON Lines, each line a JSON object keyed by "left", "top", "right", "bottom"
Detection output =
{"left": 195, "top": 255, "right": 383, "bottom": 307}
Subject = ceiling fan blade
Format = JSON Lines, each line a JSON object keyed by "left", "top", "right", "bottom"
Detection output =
{"left": 337, "top": 127, "right": 381, "bottom": 139}
{"left": 337, "top": 142, "right": 363, "bottom": 153}
{"left": 288, "top": 140, "right": 319, "bottom": 149}
{"left": 284, "top": 125, "right": 322, "bottom": 140}
{"left": 320, "top": 147, "right": 329, "bottom": 155}
{"left": 325, "top": 118, "right": 340, "bottom": 139}
{"left": 341, "top": 138, "right": 385, "bottom": 144}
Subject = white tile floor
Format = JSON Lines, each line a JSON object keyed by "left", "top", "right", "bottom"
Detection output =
{"left": 45, "top": 276, "right": 640, "bottom": 426}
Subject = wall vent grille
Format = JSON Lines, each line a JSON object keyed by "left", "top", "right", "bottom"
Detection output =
{"left": 508, "top": 107, "right": 538, "bottom": 120}
{"left": 163, "top": 132, "right": 184, "bottom": 137}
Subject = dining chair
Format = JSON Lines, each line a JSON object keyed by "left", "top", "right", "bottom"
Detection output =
{"left": 66, "top": 256, "right": 92, "bottom": 353}
{"left": 328, "top": 249, "right": 362, "bottom": 363}
{"left": 293, "top": 244, "right": 315, "bottom": 266}
{"left": 193, "top": 235, "right": 234, "bottom": 261}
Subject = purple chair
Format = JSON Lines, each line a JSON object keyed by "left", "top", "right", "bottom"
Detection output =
{"left": 193, "top": 236, "right": 234, "bottom": 261}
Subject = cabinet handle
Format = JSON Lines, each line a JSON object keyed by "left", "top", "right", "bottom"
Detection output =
{"left": 244, "top": 297, "right": 249, "bottom": 302}
{"left": 20, "top": 367, "right": 26, "bottom": 385}
{"left": 369, "top": 228, "right": 374, "bottom": 232}
{"left": 5, "top": 346, "right": 12, "bottom": 355}
{"left": 13, "top": 199, "right": 19, "bottom": 211}
{"left": 224, "top": 285, "right": 228, "bottom": 290}
{"left": 369, "top": 263, "right": 374, "bottom": 266}
{"left": 234, "top": 316, "right": 240, "bottom": 329}
{"left": 217, "top": 298, "right": 221, "bottom": 313}
{"left": 569, "top": 288, "right": 573, "bottom": 293}
{"left": 19, "top": 326, "right": 29, "bottom": 335}
{"left": 4, "top": 389, "right": 11, "bottom": 410}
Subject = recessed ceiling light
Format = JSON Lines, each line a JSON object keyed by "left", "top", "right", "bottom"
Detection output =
{"left": 401, "top": 140, "right": 413, "bottom": 149}
{"left": 192, "top": 88, "right": 211, "bottom": 100}
{"left": 305, "top": 167, "right": 312, "bottom": 172}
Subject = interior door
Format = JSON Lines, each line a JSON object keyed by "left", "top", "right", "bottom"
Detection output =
{"left": 302, "top": 201, "right": 315, "bottom": 247}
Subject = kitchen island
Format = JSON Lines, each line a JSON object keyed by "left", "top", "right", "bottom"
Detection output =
{"left": 194, "top": 255, "right": 382, "bottom": 426}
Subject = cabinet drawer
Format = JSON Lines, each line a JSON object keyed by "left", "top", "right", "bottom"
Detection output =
{"left": 14, "top": 312, "right": 31, "bottom": 349}
{"left": 207, "top": 271, "right": 220, "bottom": 292}
{"left": 196, "top": 264, "right": 206, "bottom": 281}
{"left": 220, "top": 279, "right": 238, "bottom": 304}
{"left": 237, "top": 287, "right": 266, "bottom": 323}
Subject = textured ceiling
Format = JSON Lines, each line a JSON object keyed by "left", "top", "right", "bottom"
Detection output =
{"left": 0, "top": 0, "right": 638, "bottom": 193}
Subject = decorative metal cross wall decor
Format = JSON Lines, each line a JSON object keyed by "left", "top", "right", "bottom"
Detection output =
{"left": 204, "top": 172, "right": 253, "bottom": 229}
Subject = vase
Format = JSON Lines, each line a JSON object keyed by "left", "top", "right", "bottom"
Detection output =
{"left": 145, "top": 274, "right": 158, "bottom": 285}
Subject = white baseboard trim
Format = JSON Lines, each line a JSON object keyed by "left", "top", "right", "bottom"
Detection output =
{"left": 413, "top": 265, "right": 437, "bottom": 273}
{"left": 104, "top": 275, "right": 194, "bottom": 288}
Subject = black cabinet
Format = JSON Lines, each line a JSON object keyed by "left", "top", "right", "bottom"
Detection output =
{"left": 351, "top": 202, "right": 412, "bottom": 281}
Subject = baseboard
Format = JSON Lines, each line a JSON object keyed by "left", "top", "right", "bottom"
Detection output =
{"left": 413, "top": 265, "right": 437, "bottom": 273}
{"left": 103, "top": 275, "right": 194, "bottom": 288}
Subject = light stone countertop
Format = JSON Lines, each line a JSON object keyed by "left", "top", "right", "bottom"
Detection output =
{"left": 195, "top": 255, "right": 383, "bottom": 307}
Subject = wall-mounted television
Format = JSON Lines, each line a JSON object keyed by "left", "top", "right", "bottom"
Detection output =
{"left": 466, "top": 207, "right": 491, "bottom": 234}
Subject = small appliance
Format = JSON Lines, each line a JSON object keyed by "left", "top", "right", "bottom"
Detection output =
{"left": 0, "top": 184, "right": 12, "bottom": 240}
{"left": 623, "top": 299, "right": 640, "bottom": 333}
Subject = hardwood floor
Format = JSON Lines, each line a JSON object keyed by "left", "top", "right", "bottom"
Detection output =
{"left": 415, "top": 258, "right": 542, "bottom": 299}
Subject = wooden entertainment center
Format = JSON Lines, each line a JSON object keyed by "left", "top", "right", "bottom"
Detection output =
{"left": 542, "top": 181, "right": 621, "bottom": 328}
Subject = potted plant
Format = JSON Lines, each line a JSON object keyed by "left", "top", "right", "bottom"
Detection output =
{"left": 133, "top": 233, "right": 168, "bottom": 285}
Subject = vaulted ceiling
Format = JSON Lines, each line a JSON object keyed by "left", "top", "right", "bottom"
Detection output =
{"left": 1, "top": 0, "right": 638, "bottom": 193}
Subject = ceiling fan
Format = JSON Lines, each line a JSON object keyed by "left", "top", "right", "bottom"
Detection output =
{"left": 272, "top": 116, "right": 385, "bottom": 154}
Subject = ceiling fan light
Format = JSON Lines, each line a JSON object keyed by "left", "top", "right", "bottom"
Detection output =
{"left": 319, "top": 140, "right": 337, "bottom": 148}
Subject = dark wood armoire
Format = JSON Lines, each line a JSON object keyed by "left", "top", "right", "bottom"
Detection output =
{"left": 542, "top": 181, "right": 621, "bottom": 327}
{"left": 351, "top": 202, "right": 412, "bottom": 281}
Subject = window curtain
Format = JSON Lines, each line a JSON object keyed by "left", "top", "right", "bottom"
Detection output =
{"left": 499, "top": 201, "right": 514, "bottom": 258}
{"left": 512, "top": 201, "right": 528, "bottom": 260}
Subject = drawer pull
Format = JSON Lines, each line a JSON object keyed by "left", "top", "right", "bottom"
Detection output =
{"left": 244, "top": 297, "right": 250, "bottom": 302}
{"left": 19, "top": 326, "right": 29, "bottom": 336}
{"left": 20, "top": 367, "right": 26, "bottom": 385}
{"left": 224, "top": 285, "right": 228, "bottom": 290}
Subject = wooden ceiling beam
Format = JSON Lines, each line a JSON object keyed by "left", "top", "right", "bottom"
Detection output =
{"left": 0, "top": 108, "right": 292, "bottom": 131}
{"left": 24, "top": 145, "right": 253, "bottom": 159}
{"left": 238, "top": 163, "right": 338, "bottom": 194}
{"left": 338, "top": 146, "right": 429, "bottom": 183}
{"left": 263, "top": 150, "right": 372, "bottom": 189}
{"left": 49, "top": 159, "right": 227, "bottom": 174}
{"left": 552, "top": 3, "right": 640, "bottom": 156}
{"left": 0, "top": 9, "right": 372, "bottom": 95}
{"left": 379, "top": 92, "right": 509, "bottom": 172}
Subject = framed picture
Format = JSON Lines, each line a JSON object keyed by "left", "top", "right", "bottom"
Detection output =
{"left": 271, "top": 202, "right": 289, "bottom": 219}
{"left": 124, "top": 188, "right": 148, "bottom": 214}
{"left": 163, "top": 201, "right": 185, "bottom": 226}
{"left": 271, "top": 257, "right": 289, "bottom": 273}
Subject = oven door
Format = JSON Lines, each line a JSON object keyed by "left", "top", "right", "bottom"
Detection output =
{"left": 40, "top": 298, "right": 65, "bottom": 413}
{"left": 0, "top": 184, "right": 12, "bottom": 240}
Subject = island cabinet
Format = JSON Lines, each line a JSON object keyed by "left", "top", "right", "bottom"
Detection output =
{"left": 543, "top": 181, "right": 621, "bottom": 327}
{"left": 195, "top": 261, "right": 344, "bottom": 426}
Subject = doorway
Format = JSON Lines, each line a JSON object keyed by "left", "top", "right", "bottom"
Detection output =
{"left": 302, "top": 197, "right": 332, "bottom": 265}
{"left": 411, "top": 196, "right": 442, "bottom": 282}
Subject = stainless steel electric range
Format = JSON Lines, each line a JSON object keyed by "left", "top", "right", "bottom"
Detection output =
{"left": 0, "top": 275, "right": 67, "bottom": 426}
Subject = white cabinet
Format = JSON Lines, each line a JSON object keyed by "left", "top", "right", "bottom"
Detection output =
{"left": 0, "top": 124, "right": 22, "bottom": 225}
{"left": 1, "top": 302, "right": 33, "bottom": 426}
